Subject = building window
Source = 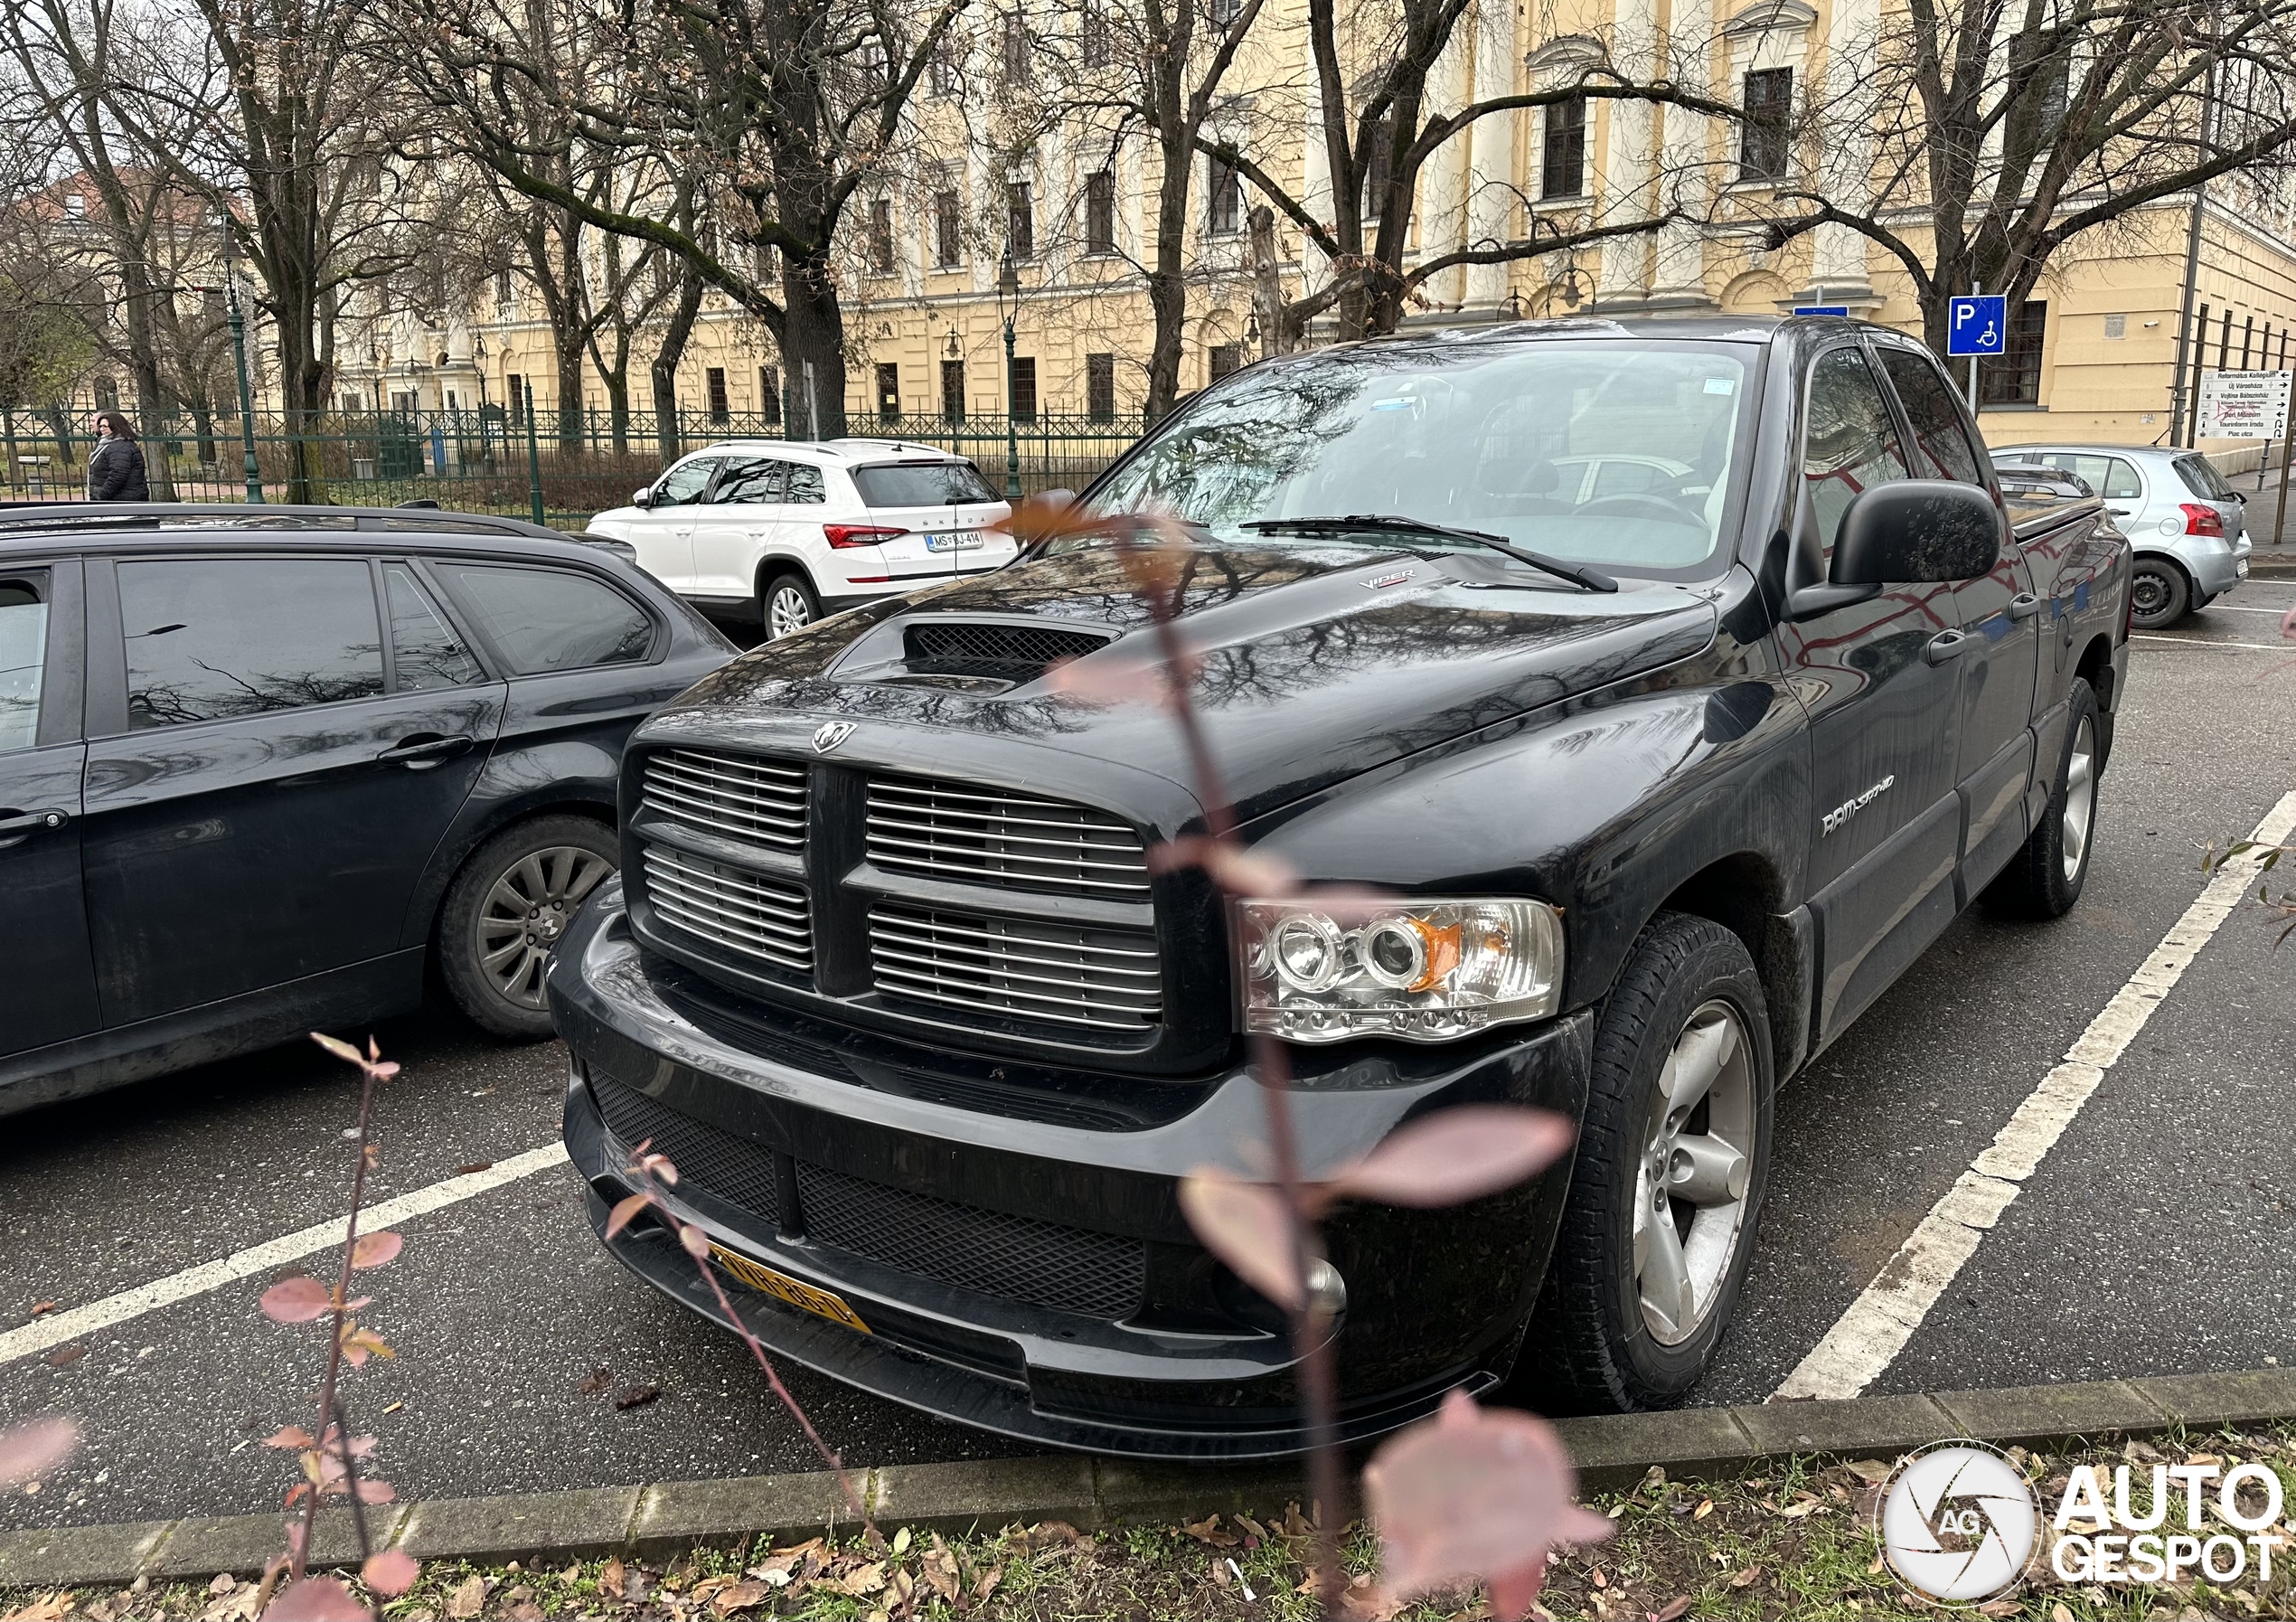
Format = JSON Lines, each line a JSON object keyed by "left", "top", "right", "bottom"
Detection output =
{"left": 1087, "top": 353, "right": 1116, "bottom": 420}
{"left": 935, "top": 189, "right": 963, "bottom": 268}
{"left": 1363, "top": 118, "right": 1393, "bottom": 219}
{"left": 94, "top": 377, "right": 118, "bottom": 410}
{"left": 706, "top": 367, "right": 729, "bottom": 421}
{"left": 507, "top": 373, "right": 523, "bottom": 424}
{"left": 1209, "top": 0, "right": 1241, "bottom": 23}
{"left": 1011, "top": 356, "right": 1037, "bottom": 420}
{"left": 1209, "top": 344, "right": 1243, "bottom": 382}
{"left": 928, "top": 39, "right": 960, "bottom": 96}
{"left": 1740, "top": 68, "right": 1793, "bottom": 183}
{"left": 1079, "top": 3, "right": 1109, "bottom": 66}
{"left": 1086, "top": 170, "right": 1116, "bottom": 254}
{"left": 941, "top": 359, "right": 966, "bottom": 422}
{"left": 1979, "top": 301, "right": 2047, "bottom": 407}
{"left": 753, "top": 239, "right": 777, "bottom": 281}
{"left": 1001, "top": 13, "right": 1030, "bottom": 83}
{"left": 1541, "top": 96, "right": 1587, "bottom": 199}
{"left": 867, "top": 199, "right": 895, "bottom": 274}
{"left": 1008, "top": 182, "right": 1034, "bottom": 259}
{"left": 1207, "top": 155, "right": 1242, "bottom": 235}
{"left": 758, "top": 365, "right": 782, "bottom": 425}
{"left": 494, "top": 269, "right": 514, "bottom": 310}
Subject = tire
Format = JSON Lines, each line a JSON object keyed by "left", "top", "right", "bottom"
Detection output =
{"left": 437, "top": 815, "right": 619, "bottom": 1039}
{"left": 2129, "top": 556, "right": 2189, "bottom": 629}
{"left": 1517, "top": 911, "right": 1774, "bottom": 1413}
{"left": 1985, "top": 679, "right": 2101, "bottom": 920}
{"left": 762, "top": 571, "right": 820, "bottom": 640}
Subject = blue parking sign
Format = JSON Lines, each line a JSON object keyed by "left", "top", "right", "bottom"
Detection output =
{"left": 1947, "top": 295, "right": 2008, "bottom": 356}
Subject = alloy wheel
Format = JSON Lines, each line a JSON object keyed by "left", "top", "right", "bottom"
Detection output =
{"left": 475, "top": 846, "right": 614, "bottom": 1010}
{"left": 768, "top": 583, "right": 814, "bottom": 638}
{"left": 2061, "top": 715, "right": 2097, "bottom": 883}
{"left": 1634, "top": 1000, "right": 1756, "bottom": 1345}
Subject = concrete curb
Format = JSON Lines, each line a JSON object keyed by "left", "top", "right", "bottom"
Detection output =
{"left": 7, "top": 1367, "right": 2296, "bottom": 1591}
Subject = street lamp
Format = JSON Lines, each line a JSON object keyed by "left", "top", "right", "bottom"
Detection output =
{"left": 994, "top": 243, "right": 1022, "bottom": 501}
{"left": 221, "top": 229, "right": 263, "bottom": 503}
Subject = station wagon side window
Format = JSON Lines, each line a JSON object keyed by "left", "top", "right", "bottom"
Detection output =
{"left": 653, "top": 457, "right": 720, "bottom": 505}
{"left": 1802, "top": 347, "right": 1912, "bottom": 552}
{"left": 785, "top": 464, "right": 828, "bottom": 505}
{"left": 708, "top": 457, "right": 786, "bottom": 504}
{"left": 118, "top": 558, "right": 385, "bottom": 730}
{"left": 383, "top": 562, "right": 486, "bottom": 690}
{"left": 1875, "top": 349, "right": 1984, "bottom": 486}
{"left": 431, "top": 561, "right": 654, "bottom": 674}
{"left": 0, "top": 575, "right": 47, "bottom": 754}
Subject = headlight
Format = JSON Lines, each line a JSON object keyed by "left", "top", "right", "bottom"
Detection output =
{"left": 1237, "top": 897, "right": 1564, "bottom": 1044}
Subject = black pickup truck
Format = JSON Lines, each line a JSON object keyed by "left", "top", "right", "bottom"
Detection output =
{"left": 549, "top": 316, "right": 2129, "bottom": 1455}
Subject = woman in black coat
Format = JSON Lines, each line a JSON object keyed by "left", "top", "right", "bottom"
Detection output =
{"left": 87, "top": 410, "right": 150, "bottom": 501}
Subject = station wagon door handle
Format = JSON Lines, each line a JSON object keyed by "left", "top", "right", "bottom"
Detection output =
{"left": 378, "top": 733, "right": 475, "bottom": 768}
{"left": 2008, "top": 592, "right": 2044, "bottom": 620}
{"left": 1924, "top": 629, "right": 1970, "bottom": 665}
{"left": 0, "top": 807, "right": 70, "bottom": 846}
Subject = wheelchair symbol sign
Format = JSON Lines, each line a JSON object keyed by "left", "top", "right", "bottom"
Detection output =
{"left": 1947, "top": 295, "right": 2008, "bottom": 356}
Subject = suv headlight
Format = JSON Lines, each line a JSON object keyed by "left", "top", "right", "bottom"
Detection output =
{"left": 1237, "top": 898, "right": 1564, "bottom": 1044}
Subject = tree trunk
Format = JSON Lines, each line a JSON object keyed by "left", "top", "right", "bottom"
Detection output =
{"left": 1247, "top": 206, "right": 1292, "bottom": 358}
{"left": 781, "top": 256, "right": 846, "bottom": 440}
{"left": 651, "top": 266, "right": 706, "bottom": 461}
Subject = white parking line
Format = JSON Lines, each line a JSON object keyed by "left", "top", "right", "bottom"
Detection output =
{"left": 1774, "top": 789, "right": 2296, "bottom": 1401}
{"left": 2211, "top": 606, "right": 2292, "bottom": 616}
{"left": 0, "top": 1143, "right": 570, "bottom": 1369}
{"left": 2131, "top": 634, "right": 2291, "bottom": 652}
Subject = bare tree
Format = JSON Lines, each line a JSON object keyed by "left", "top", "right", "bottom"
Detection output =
{"left": 383, "top": 0, "right": 969, "bottom": 439}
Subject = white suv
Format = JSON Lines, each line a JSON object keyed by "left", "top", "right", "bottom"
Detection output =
{"left": 588, "top": 439, "right": 1018, "bottom": 638}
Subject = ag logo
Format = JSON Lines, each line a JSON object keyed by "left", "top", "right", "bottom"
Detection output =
{"left": 811, "top": 721, "right": 854, "bottom": 754}
{"left": 1877, "top": 1441, "right": 2039, "bottom": 1603}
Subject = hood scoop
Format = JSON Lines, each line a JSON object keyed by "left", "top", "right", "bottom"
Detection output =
{"left": 828, "top": 613, "right": 1120, "bottom": 693}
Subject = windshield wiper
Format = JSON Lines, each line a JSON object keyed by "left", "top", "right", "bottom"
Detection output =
{"left": 1239, "top": 513, "right": 1619, "bottom": 592}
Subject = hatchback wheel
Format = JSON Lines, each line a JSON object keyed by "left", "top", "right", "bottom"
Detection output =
{"left": 2129, "top": 558, "right": 2189, "bottom": 629}
{"left": 764, "top": 572, "right": 820, "bottom": 640}
{"left": 1517, "top": 911, "right": 1773, "bottom": 1412}
{"left": 438, "top": 815, "right": 617, "bottom": 1038}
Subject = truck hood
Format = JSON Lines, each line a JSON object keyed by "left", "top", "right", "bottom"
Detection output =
{"left": 647, "top": 542, "right": 1718, "bottom": 822}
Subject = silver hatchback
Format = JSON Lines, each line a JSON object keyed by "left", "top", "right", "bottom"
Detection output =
{"left": 1990, "top": 443, "right": 2252, "bottom": 627}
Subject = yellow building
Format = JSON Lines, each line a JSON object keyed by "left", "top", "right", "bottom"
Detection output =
{"left": 373, "top": 0, "right": 2296, "bottom": 469}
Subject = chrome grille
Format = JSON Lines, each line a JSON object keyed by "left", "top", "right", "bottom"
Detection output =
{"left": 643, "top": 844, "right": 812, "bottom": 972}
{"left": 644, "top": 750, "right": 806, "bottom": 851}
{"left": 866, "top": 775, "right": 1150, "bottom": 899}
{"left": 869, "top": 902, "right": 1160, "bottom": 1031}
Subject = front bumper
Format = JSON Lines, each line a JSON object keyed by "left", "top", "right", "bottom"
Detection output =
{"left": 549, "top": 885, "right": 1589, "bottom": 1458}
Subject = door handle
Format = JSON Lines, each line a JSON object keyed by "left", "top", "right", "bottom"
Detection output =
{"left": 2008, "top": 591, "right": 2043, "bottom": 620}
{"left": 0, "top": 807, "right": 70, "bottom": 846}
{"left": 378, "top": 733, "right": 475, "bottom": 769}
{"left": 1925, "top": 629, "right": 1970, "bottom": 665}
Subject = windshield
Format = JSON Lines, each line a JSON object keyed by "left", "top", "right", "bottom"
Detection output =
{"left": 1083, "top": 339, "right": 1756, "bottom": 574}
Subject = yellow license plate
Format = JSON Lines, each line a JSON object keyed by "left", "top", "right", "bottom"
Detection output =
{"left": 710, "top": 1243, "right": 870, "bottom": 1334}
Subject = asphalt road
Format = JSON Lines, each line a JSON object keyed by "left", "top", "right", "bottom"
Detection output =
{"left": 5, "top": 581, "right": 2295, "bottom": 1531}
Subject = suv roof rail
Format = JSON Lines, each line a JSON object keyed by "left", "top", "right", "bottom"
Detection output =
{"left": 0, "top": 502, "right": 568, "bottom": 539}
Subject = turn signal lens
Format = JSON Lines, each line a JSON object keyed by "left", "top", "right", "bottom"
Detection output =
{"left": 2179, "top": 503, "right": 2224, "bottom": 537}
{"left": 1238, "top": 898, "right": 1563, "bottom": 1044}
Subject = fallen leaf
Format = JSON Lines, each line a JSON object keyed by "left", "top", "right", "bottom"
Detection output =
{"left": 1727, "top": 1565, "right": 1763, "bottom": 1589}
{"left": 28, "top": 1302, "right": 56, "bottom": 1316}
{"left": 689, "top": 1574, "right": 737, "bottom": 1600}
{"left": 971, "top": 1566, "right": 1002, "bottom": 1603}
{"left": 2, "top": 1592, "right": 72, "bottom": 1622}
{"left": 1236, "top": 1514, "right": 1270, "bottom": 1542}
{"left": 1182, "top": 1514, "right": 1239, "bottom": 1548}
{"left": 1778, "top": 1496, "right": 1822, "bottom": 1518}
{"left": 42, "top": 1345, "right": 84, "bottom": 1369}
{"left": 1692, "top": 1498, "right": 1712, "bottom": 1520}
{"left": 455, "top": 1162, "right": 494, "bottom": 1175}
{"left": 2051, "top": 1604, "right": 2075, "bottom": 1622}
{"left": 598, "top": 1559, "right": 626, "bottom": 1598}
{"left": 1846, "top": 1458, "right": 1892, "bottom": 1484}
{"left": 446, "top": 1574, "right": 486, "bottom": 1618}
{"left": 891, "top": 1525, "right": 911, "bottom": 1555}
{"left": 841, "top": 1561, "right": 886, "bottom": 1596}
{"left": 615, "top": 1383, "right": 662, "bottom": 1410}
{"left": 1653, "top": 1600, "right": 1692, "bottom": 1622}
{"left": 1590, "top": 1568, "right": 1607, "bottom": 1589}
{"left": 710, "top": 1580, "right": 767, "bottom": 1613}
{"left": 577, "top": 1368, "right": 612, "bottom": 1395}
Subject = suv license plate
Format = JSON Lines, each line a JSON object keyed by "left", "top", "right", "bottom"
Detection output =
{"left": 710, "top": 1243, "right": 871, "bottom": 1334}
{"left": 925, "top": 533, "right": 983, "bottom": 552}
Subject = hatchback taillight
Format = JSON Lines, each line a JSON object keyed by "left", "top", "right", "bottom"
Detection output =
{"left": 2180, "top": 502, "right": 2224, "bottom": 537}
{"left": 823, "top": 523, "right": 907, "bottom": 549}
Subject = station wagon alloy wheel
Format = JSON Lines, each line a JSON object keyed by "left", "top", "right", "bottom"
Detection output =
{"left": 479, "top": 847, "right": 614, "bottom": 1010}
{"left": 767, "top": 575, "right": 818, "bottom": 638}
{"left": 1635, "top": 1000, "right": 1755, "bottom": 1345}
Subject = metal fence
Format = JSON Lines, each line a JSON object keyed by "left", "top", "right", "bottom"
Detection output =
{"left": 0, "top": 406, "right": 1145, "bottom": 528}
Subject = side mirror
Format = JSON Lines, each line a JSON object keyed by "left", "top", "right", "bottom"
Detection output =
{"left": 633, "top": 486, "right": 655, "bottom": 509}
{"left": 1831, "top": 480, "right": 2002, "bottom": 586}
